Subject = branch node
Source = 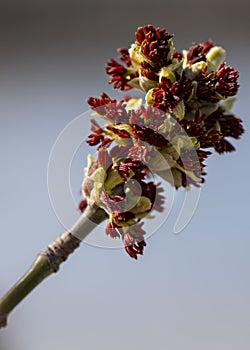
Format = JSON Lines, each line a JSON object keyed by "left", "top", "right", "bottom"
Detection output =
{"left": 42, "top": 233, "right": 81, "bottom": 273}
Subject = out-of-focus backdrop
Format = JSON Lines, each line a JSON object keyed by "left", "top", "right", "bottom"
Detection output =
{"left": 0, "top": 1, "right": 249, "bottom": 349}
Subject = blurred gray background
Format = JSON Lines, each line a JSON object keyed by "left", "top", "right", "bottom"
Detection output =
{"left": 0, "top": 1, "right": 249, "bottom": 349}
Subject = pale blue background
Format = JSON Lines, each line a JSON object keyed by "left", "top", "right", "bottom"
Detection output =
{"left": 0, "top": 1, "right": 249, "bottom": 349}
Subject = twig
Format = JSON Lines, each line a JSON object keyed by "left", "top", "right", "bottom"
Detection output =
{"left": 0, "top": 205, "right": 107, "bottom": 329}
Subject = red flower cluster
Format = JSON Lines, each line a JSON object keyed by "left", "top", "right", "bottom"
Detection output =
{"left": 135, "top": 25, "right": 173, "bottom": 66}
{"left": 152, "top": 77, "right": 192, "bottom": 113}
{"left": 186, "top": 40, "right": 214, "bottom": 65}
{"left": 106, "top": 25, "right": 174, "bottom": 91}
{"left": 99, "top": 172, "right": 163, "bottom": 259}
{"left": 106, "top": 49, "right": 138, "bottom": 91}
{"left": 196, "top": 63, "right": 239, "bottom": 102}
{"left": 80, "top": 25, "right": 244, "bottom": 259}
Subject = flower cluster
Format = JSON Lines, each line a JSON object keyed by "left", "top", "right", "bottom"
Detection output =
{"left": 82, "top": 139, "right": 165, "bottom": 259}
{"left": 106, "top": 25, "right": 174, "bottom": 92}
{"left": 80, "top": 25, "right": 244, "bottom": 259}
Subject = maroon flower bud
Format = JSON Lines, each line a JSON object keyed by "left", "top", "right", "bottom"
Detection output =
{"left": 117, "top": 48, "right": 132, "bottom": 67}
{"left": 152, "top": 77, "right": 192, "bottom": 113}
{"left": 140, "top": 61, "right": 158, "bottom": 81}
{"left": 171, "top": 49, "right": 183, "bottom": 60}
{"left": 123, "top": 232, "right": 134, "bottom": 246}
{"left": 214, "top": 139, "right": 235, "bottom": 153}
{"left": 87, "top": 119, "right": 112, "bottom": 149}
{"left": 129, "top": 105, "right": 165, "bottom": 129}
{"left": 131, "top": 124, "right": 169, "bottom": 147}
{"left": 99, "top": 137, "right": 112, "bottom": 149}
{"left": 125, "top": 245, "right": 138, "bottom": 259}
{"left": 106, "top": 59, "right": 135, "bottom": 91}
{"left": 98, "top": 149, "right": 112, "bottom": 170}
{"left": 78, "top": 199, "right": 87, "bottom": 213}
{"left": 90, "top": 119, "right": 102, "bottom": 133}
{"left": 186, "top": 40, "right": 214, "bottom": 64}
{"left": 87, "top": 133, "right": 104, "bottom": 146}
{"left": 201, "top": 107, "right": 244, "bottom": 154}
{"left": 177, "top": 149, "right": 207, "bottom": 187}
{"left": 116, "top": 158, "right": 147, "bottom": 181}
{"left": 87, "top": 93, "right": 116, "bottom": 109}
{"left": 106, "top": 125, "right": 131, "bottom": 139}
{"left": 153, "top": 184, "right": 165, "bottom": 212}
{"left": 101, "top": 191, "right": 126, "bottom": 217}
{"left": 105, "top": 221, "right": 121, "bottom": 238}
{"left": 215, "top": 63, "right": 239, "bottom": 97}
{"left": 128, "top": 145, "right": 148, "bottom": 163}
{"left": 124, "top": 232, "right": 147, "bottom": 259}
{"left": 87, "top": 93, "right": 130, "bottom": 123}
{"left": 196, "top": 63, "right": 239, "bottom": 102}
{"left": 218, "top": 114, "right": 244, "bottom": 139}
{"left": 180, "top": 114, "right": 221, "bottom": 150}
{"left": 135, "top": 25, "right": 173, "bottom": 65}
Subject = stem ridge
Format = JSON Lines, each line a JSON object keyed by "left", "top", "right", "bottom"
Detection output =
{"left": 43, "top": 233, "right": 81, "bottom": 273}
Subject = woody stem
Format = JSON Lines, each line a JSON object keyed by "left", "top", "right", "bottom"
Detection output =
{"left": 0, "top": 205, "right": 107, "bottom": 329}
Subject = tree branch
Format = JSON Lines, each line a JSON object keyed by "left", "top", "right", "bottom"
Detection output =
{"left": 0, "top": 205, "right": 107, "bottom": 329}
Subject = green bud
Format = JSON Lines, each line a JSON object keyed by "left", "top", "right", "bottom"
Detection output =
{"left": 84, "top": 154, "right": 94, "bottom": 175}
{"left": 176, "top": 164, "right": 202, "bottom": 184}
{"left": 199, "top": 103, "right": 220, "bottom": 116}
{"left": 130, "top": 196, "right": 152, "bottom": 214}
{"left": 171, "top": 135, "right": 197, "bottom": 155}
{"left": 172, "top": 99, "right": 185, "bottom": 120}
{"left": 186, "top": 61, "right": 207, "bottom": 79}
{"left": 206, "top": 46, "right": 226, "bottom": 69}
{"left": 127, "top": 77, "right": 141, "bottom": 90}
{"left": 145, "top": 87, "right": 155, "bottom": 105}
{"left": 159, "top": 66, "right": 176, "bottom": 83}
{"left": 158, "top": 114, "right": 174, "bottom": 134}
{"left": 104, "top": 168, "right": 124, "bottom": 194}
{"left": 90, "top": 167, "right": 106, "bottom": 204}
{"left": 91, "top": 167, "right": 106, "bottom": 184}
{"left": 112, "top": 123, "right": 132, "bottom": 134}
{"left": 220, "top": 97, "right": 236, "bottom": 113}
{"left": 84, "top": 167, "right": 106, "bottom": 205}
{"left": 147, "top": 151, "right": 173, "bottom": 171}
{"left": 90, "top": 181, "right": 104, "bottom": 205}
{"left": 125, "top": 97, "right": 143, "bottom": 111}
{"left": 139, "top": 76, "right": 158, "bottom": 93}
{"left": 182, "top": 50, "right": 189, "bottom": 69}
{"left": 156, "top": 167, "right": 183, "bottom": 188}
{"left": 128, "top": 43, "right": 142, "bottom": 70}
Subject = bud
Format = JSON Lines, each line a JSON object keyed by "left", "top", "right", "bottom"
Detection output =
{"left": 206, "top": 46, "right": 226, "bottom": 69}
